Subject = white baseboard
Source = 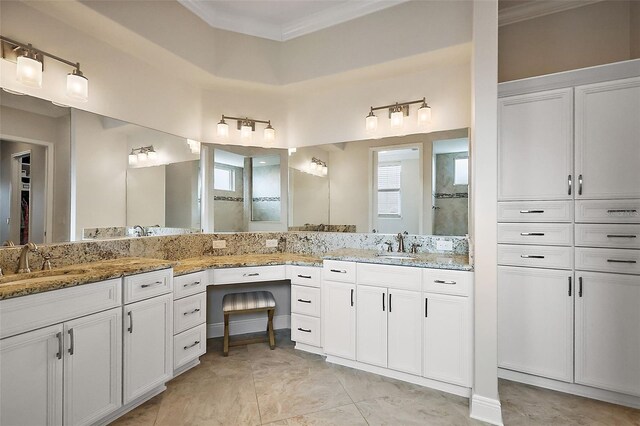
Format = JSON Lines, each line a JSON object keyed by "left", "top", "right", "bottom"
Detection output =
{"left": 95, "top": 385, "right": 166, "bottom": 426}
{"left": 206, "top": 314, "right": 291, "bottom": 338}
{"left": 325, "top": 355, "right": 471, "bottom": 398}
{"left": 172, "top": 358, "right": 201, "bottom": 379}
{"left": 499, "top": 368, "right": 640, "bottom": 409}
{"left": 294, "top": 342, "right": 325, "bottom": 356}
{"left": 470, "top": 393, "right": 503, "bottom": 426}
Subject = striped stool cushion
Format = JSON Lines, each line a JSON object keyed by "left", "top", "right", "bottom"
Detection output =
{"left": 223, "top": 291, "right": 276, "bottom": 312}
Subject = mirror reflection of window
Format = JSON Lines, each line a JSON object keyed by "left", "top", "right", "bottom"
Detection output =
{"left": 213, "top": 149, "right": 246, "bottom": 232}
{"left": 377, "top": 163, "right": 402, "bottom": 217}
{"left": 251, "top": 155, "right": 281, "bottom": 222}
{"left": 454, "top": 157, "right": 469, "bottom": 186}
{"left": 214, "top": 165, "right": 235, "bottom": 191}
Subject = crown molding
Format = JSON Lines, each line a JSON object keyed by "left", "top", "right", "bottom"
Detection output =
{"left": 499, "top": 0, "right": 604, "bottom": 27}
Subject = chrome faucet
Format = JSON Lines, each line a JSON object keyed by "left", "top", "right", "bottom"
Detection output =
{"left": 133, "top": 225, "right": 146, "bottom": 237}
{"left": 396, "top": 233, "right": 406, "bottom": 253}
{"left": 17, "top": 242, "right": 38, "bottom": 274}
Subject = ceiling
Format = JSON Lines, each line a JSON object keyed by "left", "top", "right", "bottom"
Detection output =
{"left": 178, "top": 0, "right": 409, "bottom": 41}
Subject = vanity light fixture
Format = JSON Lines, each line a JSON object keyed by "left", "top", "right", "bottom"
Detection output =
{"left": 216, "top": 115, "right": 275, "bottom": 143}
{"left": 187, "top": 139, "right": 201, "bottom": 154}
{"left": 1, "top": 35, "right": 90, "bottom": 102}
{"left": 128, "top": 145, "right": 157, "bottom": 165}
{"left": 304, "top": 157, "right": 328, "bottom": 177}
{"left": 365, "top": 97, "right": 431, "bottom": 132}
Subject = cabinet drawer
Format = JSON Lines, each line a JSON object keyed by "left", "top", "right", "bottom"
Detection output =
{"left": 173, "top": 271, "right": 208, "bottom": 300}
{"left": 498, "top": 245, "right": 573, "bottom": 270}
{"left": 212, "top": 265, "right": 286, "bottom": 285}
{"left": 422, "top": 269, "right": 472, "bottom": 297}
{"left": 173, "top": 323, "right": 207, "bottom": 371}
{"left": 291, "top": 313, "right": 321, "bottom": 347}
{"left": 575, "top": 248, "right": 640, "bottom": 275}
{"left": 123, "top": 268, "right": 173, "bottom": 304}
{"left": 498, "top": 201, "right": 573, "bottom": 223}
{"left": 575, "top": 224, "right": 640, "bottom": 249}
{"left": 289, "top": 265, "right": 322, "bottom": 288}
{"left": 576, "top": 200, "right": 640, "bottom": 224}
{"left": 174, "top": 292, "right": 207, "bottom": 335}
{"left": 357, "top": 263, "right": 421, "bottom": 291}
{"left": 0, "top": 278, "right": 121, "bottom": 339}
{"left": 323, "top": 260, "right": 356, "bottom": 283}
{"left": 498, "top": 223, "right": 573, "bottom": 246}
{"left": 291, "top": 285, "right": 321, "bottom": 317}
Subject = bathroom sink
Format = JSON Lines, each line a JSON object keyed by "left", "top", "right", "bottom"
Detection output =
{"left": 375, "top": 253, "right": 417, "bottom": 260}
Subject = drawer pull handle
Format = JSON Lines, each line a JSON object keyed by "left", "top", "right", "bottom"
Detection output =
{"left": 184, "top": 340, "right": 200, "bottom": 350}
{"left": 297, "top": 298, "right": 312, "bottom": 304}
{"left": 243, "top": 273, "right": 260, "bottom": 277}
{"left": 425, "top": 298, "right": 428, "bottom": 318}
{"left": 521, "top": 255, "right": 545, "bottom": 259}
{"left": 183, "top": 308, "right": 201, "bottom": 316}
{"left": 128, "top": 311, "right": 133, "bottom": 333}
{"left": 68, "top": 329, "right": 75, "bottom": 356}
{"left": 607, "top": 259, "right": 637, "bottom": 264}
{"left": 607, "top": 209, "right": 637, "bottom": 213}
{"left": 578, "top": 174, "right": 583, "bottom": 196}
{"left": 434, "top": 279, "right": 457, "bottom": 285}
{"left": 520, "top": 232, "right": 545, "bottom": 236}
{"left": 297, "top": 327, "right": 312, "bottom": 333}
{"left": 519, "top": 210, "right": 544, "bottom": 214}
{"left": 183, "top": 281, "right": 201, "bottom": 288}
{"left": 578, "top": 277, "right": 583, "bottom": 297}
{"left": 606, "top": 234, "right": 637, "bottom": 238}
{"left": 297, "top": 274, "right": 312, "bottom": 279}
{"left": 568, "top": 276, "right": 572, "bottom": 297}
{"left": 568, "top": 174, "right": 572, "bottom": 195}
{"left": 141, "top": 281, "right": 163, "bottom": 288}
{"left": 56, "top": 332, "right": 63, "bottom": 360}
{"left": 330, "top": 269, "right": 347, "bottom": 274}
{"left": 350, "top": 289, "right": 354, "bottom": 306}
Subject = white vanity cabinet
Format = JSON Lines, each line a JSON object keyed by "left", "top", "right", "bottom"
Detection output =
{"left": 322, "top": 261, "right": 356, "bottom": 360}
{"left": 290, "top": 265, "right": 323, "bottom": 353}
{"left": 172, "top": 271, "right": 208, "bottom": 375}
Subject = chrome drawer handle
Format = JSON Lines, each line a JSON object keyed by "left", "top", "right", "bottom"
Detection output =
{"left": 141, "top": 281, "right": 163, "bottom": 288}
{"left": 68, "top": 329, "right": 75, "bottom": 356}
{"left": 607, "top": 209, "right": 637, "bottom": 213}
{"left": 297, "top": 298, "right": 312, "bottom": 303}
{"left": 578, "top": 174, "right": 583, "bottom": 195}
{"left": 184, "top": 340, "right": 200, "bottom": 350}
{"left": 434, "top": 279, "right": 456, "bottom": 285}
{"left": 607, "top": 259, "right": 637, "bottom": 264}
{"left": 330, "top": 269, "right": 347, "bottom": 274}
{"left": 521, "top": 255, "right": 545, "bottom": 259}
{"left": 297, "top": 274, "right": 312, "bottom": 279}
{"left": 519, "top": 210, "right": 544, "bottom": 214}
{"left": 183, "top": 281, "right": 201, "bottom": 288}
{"left": 568, "top": 175, "right": 572, "bottom": 195}
{"left": 128, "top": 311, "right": 133, "bottom": 333}
{"left": 183, "top": 308, "right": 201, "bottom": 316}
{"left": 607, "top": 234, "right": 637, "bottom": 238}
{"left": 56, "top": 332, "right": 63, "bottom": 360}
{"left": 520, "top": 232, "right": 545, "bottom": 236}
{"left": 297, "top": 327, "right": 312, "bottom": 333}
{"left": 243, "top": 273, "right": 260, "bottom": 277}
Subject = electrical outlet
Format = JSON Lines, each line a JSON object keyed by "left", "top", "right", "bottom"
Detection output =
{"left": 436, "top": 240, "right": 453, "bottom": 251}
{"left": 265, "top": 239, "right": 278, "bottom": 248}
{"left": 212, "top": 239, "right": 226, "bottom": 249}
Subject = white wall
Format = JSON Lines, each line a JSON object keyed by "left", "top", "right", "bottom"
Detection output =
{"left": 126, "top": 165, "right": 166, "bottom": 227}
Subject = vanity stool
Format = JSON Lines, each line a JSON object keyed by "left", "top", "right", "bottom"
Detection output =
{"left": 222, "top": 291, "right": 276, "bottom": 356}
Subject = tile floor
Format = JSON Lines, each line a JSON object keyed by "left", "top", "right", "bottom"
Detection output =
{"left": 111, "top": 330, "right": 640, "bottom": 426}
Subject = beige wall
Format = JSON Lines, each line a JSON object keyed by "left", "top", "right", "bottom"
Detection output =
{"left": 126, "top": 165, "right": 166, "bottom": 227}
{"left": 499, "top": 1, "right": 639, "bottom": 82}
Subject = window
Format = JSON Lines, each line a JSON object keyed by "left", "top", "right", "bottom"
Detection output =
{"left": 214, "top": 166, "right": 235, "bottom": 191}
{"left": 377, "top": 163, "right": 401, "bottom": 216}
{"left": 454, "top": 157, "right": 468, "bottom": 185}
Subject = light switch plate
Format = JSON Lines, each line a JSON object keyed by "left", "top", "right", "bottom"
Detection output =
{"left": 436, "top": 240, "right": 453, "bottom": 251}
{"left": 265, "top": 239, "right": 278, "bottom": 248}
{"left": 212, "top": 239, "right": 226, "bottom": 249}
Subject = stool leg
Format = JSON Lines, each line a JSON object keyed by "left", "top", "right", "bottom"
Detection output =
{"left": 223, "top": 313, "right": 230, "bottom": 357}
{"left": 267, "top": 309, "right": 275, "bottom": 350}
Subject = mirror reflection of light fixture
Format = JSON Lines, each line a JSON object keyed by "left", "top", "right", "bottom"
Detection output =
{"left": 288, "top": 147, "right": 297, "bottom": 156}
{"left": 303, "top": 157, "right": 328, "bottom": 177}
{"left": 365, "top": 97, "right": 431, "bottom": 132}
{"left": 216, "top": 115, "right": 275, "bottom": 144}
{"left": 128, "top": 150, "right": 138, "bottom": 165}
{"left": 187, "top": 139, "right": 200, "bottom": 154}
{"left": 1, "top": 36, "right": 90, "bottom": 101}
{"left": 129, "top": 145, "right": 157, "bottom": 165}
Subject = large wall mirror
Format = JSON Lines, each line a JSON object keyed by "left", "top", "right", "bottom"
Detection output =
{"left": 288, "top": 128, "right": 469, "bottom": 236}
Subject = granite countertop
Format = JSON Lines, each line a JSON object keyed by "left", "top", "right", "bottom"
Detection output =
{"left": 173, "top": 253, "right": 323, "bottom": 276}
{"left": 0, "top": 257, "right": 174, "bottom": 300}
{"left": 323, "top": 249, "right": 472, "bottom": 271}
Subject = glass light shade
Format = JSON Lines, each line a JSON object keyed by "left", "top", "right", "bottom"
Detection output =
{"left": 66, "top": 72, "right": 88, "bottom": 102}
{"left": 128, "top": 153, "right": 138, "bottom": 165}
{"left": 390, "top": 110, "right": 404, "bottom": 128}
{"left": 366, "top": 113, "right": 378, "bottom": 132}
{"left": 190, "top": 142, "right": 200, "bottom": 154}
{"left": 418, "top": 105, "right": 432, "bottom": 124}
{"left": 217, "top": 122, "right": 229, "bottom": 138}
{"left": 240, "top": 124, "right": 253, "bottom": 139}
{"left": 16, "top": 55, "right": 42, "bottom": 88}
{"left": 147, "top": 150, "right": 158, "bottom": 160}
{"left": 321, "top": 165, "right": 328, "bottom": 176}
{"left": 137, "top": 151, "right": 148, "bottom": 161}
{"left": 264, "top": 126, "right": 275, "bottom": 142}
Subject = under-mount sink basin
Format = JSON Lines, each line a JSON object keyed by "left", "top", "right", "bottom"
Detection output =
{"left": 375, "top": 253, "right": 417, "bottom": 260}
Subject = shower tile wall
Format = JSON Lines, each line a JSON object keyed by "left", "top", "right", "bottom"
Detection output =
{"left": 214, "top": 164, "right": 245, "bottom": 231}
{"left": 433, "top": 152, "right": 468, "bottom": 236}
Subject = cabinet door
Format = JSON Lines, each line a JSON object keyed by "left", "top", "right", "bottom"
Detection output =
{"left": 498, "top": 88, "right": 573, "bottom": 201}
{"left": 575, "top": 77, "right": 640, "bottom": 199}
{"left": 0, "top": 324, "right": 63, "bottom": 426}
{"left": 64, "top": 308, "right": 122, "bottom": 426}
{"left": 575, "top": 272, "right": 640, "bottom": 396}
{"left": 356, "top": 285, "right": 387, "bottom": 368}
{"left": 322, "top": 281, "right": 356, "bottom": 360}
{"left": 423, "top": 293, "right": 471, "bottom": 387}
{"left": 123, "top": 294, "right": 173, "bottom": 404}
{"left": 498, "top": 267, "right": 574, "bottom": 382}
{"left": 387, "top": 289, "right": 422, "bottom": 376}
